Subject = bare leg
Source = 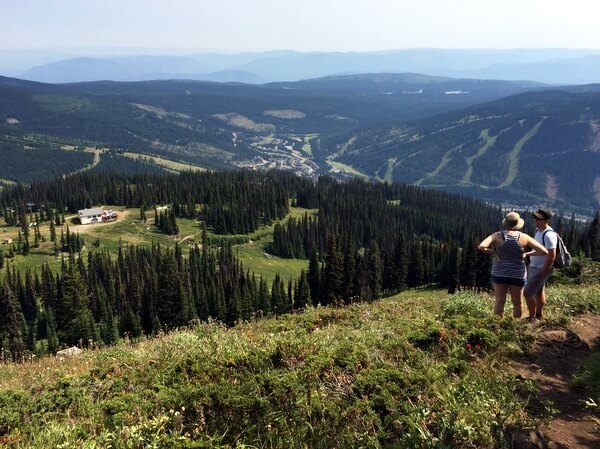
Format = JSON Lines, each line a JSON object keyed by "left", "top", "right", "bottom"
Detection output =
{"left": 535, "top": 288, "right": 546, "bottom": 318}
{"left": 508, "top": 285, "right": 524, "bottom": 318}
{"left": 493, "top": 282, "right": 508, "bottom": 316}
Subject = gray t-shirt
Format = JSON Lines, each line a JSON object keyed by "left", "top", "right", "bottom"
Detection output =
{"left": 530, "top": 226, "right": 557, "bottom": 268}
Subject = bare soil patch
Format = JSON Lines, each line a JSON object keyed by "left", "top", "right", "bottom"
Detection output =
{"left": 511, "top": 314, "right": 600, "bottom": 449}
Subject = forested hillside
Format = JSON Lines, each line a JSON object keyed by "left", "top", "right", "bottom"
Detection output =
{"left": 336, "top": 86, "right": 600, "bottom": 213}
{"left": 1, "top": 74, "right": 543, "bottom": 183}
{"left": 2, "top": 75, "right": 600, "bottom": 211}
{"left": 1, "top": 170, "right": 599, "bottom": 360}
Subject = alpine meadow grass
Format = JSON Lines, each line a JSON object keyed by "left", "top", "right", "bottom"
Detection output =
{"left": 4, "top": 286, "right": 586, "bottom": 448}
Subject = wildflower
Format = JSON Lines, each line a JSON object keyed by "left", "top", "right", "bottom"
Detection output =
{"left": 466, "top": 343, "right": 472, "bottom": 350}
{"left": 475, "top": 344, "right": 481, "bottom": 351}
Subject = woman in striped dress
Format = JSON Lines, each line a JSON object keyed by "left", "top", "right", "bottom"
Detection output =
{"left": 478, "top": 212, "right": 548, "bottom": 317}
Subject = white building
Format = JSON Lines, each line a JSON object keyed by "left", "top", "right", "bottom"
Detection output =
{"left": 78, "top": 207, "right": 104, "bottom": 225}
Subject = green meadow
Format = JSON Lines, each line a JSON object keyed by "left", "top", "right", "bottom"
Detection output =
{"left": 0, "top": 284, "right": 599, "bottom": 448}
{"left": 1, "top": 205, "right": 317, "bottom": 283}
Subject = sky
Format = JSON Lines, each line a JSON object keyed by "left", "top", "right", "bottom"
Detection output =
{"left": 2, "top": 0, "right": 600, "bottom": 52}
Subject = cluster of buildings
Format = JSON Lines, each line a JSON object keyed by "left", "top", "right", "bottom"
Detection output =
{"left": 77, "top": 208, "right": 117, "bottom": 225}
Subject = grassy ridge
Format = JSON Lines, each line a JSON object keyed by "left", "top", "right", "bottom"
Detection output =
{"left": 1, "top": 285, "right": 599, "bottom": 448}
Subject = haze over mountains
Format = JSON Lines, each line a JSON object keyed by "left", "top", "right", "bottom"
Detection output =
{"left": 5, "top": 48, "right": 600, "bottom": 84}
{"left": 2, "top": 48, "right": 600, "bottom": 214}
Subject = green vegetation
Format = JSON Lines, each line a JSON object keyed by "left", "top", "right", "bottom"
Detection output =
{"left": 235, "top": 239, "right": 308, "bottom": 283}
{"left": 339, "top": 90, "right": 600, "bottom": 213}
{"left": 461, "top": 128, "right": 497, "bottom": 186}
{"left": 0, "top": 284, "right": 598, "bottom": 448}
{"left": 0, "top": 167, "right": 598, "bottom": 447}
{"left": 301, "top": 134, "right": 316, "bottom": 155}
{"left": 3, "top": 75, "right": 600, "bottom": 210}
{"left": 122, "top": 152, "right": 206, "bottom": 173}
{"left": 327, "top": 160, "right": 369, "bottom": 179}
{"left": 32, "top": 94, "right": 97, "bottom": 113}
{"left": 498, "top": 118, "right": 546, "bottom": 188}
{"left": 1, "top": 207, "right": 308, "bottom": 283}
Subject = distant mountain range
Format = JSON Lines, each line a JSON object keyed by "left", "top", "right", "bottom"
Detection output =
{"left": 1, "top": 72, "right": 599, "bottom": 214}
{"left": 9, "top": 48, "right": 600, "bottom": 85}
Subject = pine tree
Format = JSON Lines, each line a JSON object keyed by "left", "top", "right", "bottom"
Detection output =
{"left": 45, "top": 308, "right": 60, "bottom": 354}
{"left": 366, "top": 240, "right": 383, "bottom": 300}
{"left": 407, "top": 240, "right": 425, "bottom": 288}
{"left": 322, "top": 234, "right": 343, "bottom": 306}
{"left": 459, "top": 236, "right": 479, "bottom": 290}
{"left": 57, "top": 255, "right": 98, "bottom": 346}
{"left": 50, "top": 220, "right": 56, "bottom": 243}
{"left": 156, "top": 250, "right": 188, "bottom": 329}
{"left": 391, "top": 232, "right": 409, "bottom": 291}
{"left": 294, "top": 270, "right": 311, "bottom": 309}
{"left": 22, "top": 270, "right": 38, "bottom": 326}
{"left": 445, "top": 243, "right": 461, "bottom": 294}
{"left": 0, "top": 281, "right": 26, "bottom": 361}
{"left": 342, "top": 237, "right": 356, "bottom": 303}
{"left": 307, "top": 247, "right": 321, "bottom": 306}
{"left": 271, "top": 274, "right": 289, "bottom": 315}
{"left": 589, "top": 211, "right": 600, "bottom": 261}
{"left": 257, "top": 278, "right": 271, "bottom": 316}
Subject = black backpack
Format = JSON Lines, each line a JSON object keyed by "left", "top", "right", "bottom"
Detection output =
{"left": 542, "top": 229, "right": 572, "bottom": 269}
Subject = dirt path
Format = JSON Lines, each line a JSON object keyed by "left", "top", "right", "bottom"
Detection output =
{"left": 511, "top": 314, "right": 600, "bottom": 448}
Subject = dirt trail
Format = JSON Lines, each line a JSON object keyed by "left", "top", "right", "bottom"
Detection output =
{"left": 511, "top": 314, "right": 600, "bottom": 449}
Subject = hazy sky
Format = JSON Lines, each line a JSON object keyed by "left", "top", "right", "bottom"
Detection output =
{"left": 2, "top": 0, "right": 600, "bottom": 52}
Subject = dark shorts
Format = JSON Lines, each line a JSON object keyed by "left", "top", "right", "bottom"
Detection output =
{"left": 491, "top": 275, "right": 526, "bottom": 286}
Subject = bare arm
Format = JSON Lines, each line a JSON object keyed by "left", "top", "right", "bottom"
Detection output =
{"left": 539, "top": 248, "right": 556, "bottom": 275}
{"left": 522, "top": 235, "right": 548, "bottom": 257}
{"left": 478, "top": 233, "right": 499, "bottom": 257}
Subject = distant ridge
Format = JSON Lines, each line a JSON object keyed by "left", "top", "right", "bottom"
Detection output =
{"left": 17, "top": 48, "right": 600, "bottom": 84}
{"left": 1, "top": 73, "right": 599, "bottom": 212}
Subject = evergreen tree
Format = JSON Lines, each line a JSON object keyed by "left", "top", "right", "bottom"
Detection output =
{"left": 322, "top": 234, "right": 343, "bottom": 306}
{"left": 257, "top": 278, "right": 271, "bottom": 316}
{"left": 19, "top": 210, "right": 30, "bottom": 256}
{"left": 0, "top": 281, "right": 26, "bottom": 361}
{"left": 22, "top": 270, "right": 38, "bottom": 327}
{"left": 57, "top": 255, "right": 98, "bottom": 346}
{"left": 307, "top": 247, "right": 321, "bottom": 306}
{"left": 294, "top": 270, "right": 311, "bottom": 309}
{"left": 271, "top": 274, "right": 289, "bottom": 315}
{"left": 366, "top": 240, "right": 383, "bottom": 300}
{"left": 391, "top": 232, "right": 409, "bottom": 291}
{"left": 156, "top": 250, "right": 188, "bottom": 329}
{"left": 407, "top": 241, "right": 425, "bottom": 288}
{"left": 589, "top": 211, "right": 600, "bottom": 261}
{"left": 49, "top": 218, "right": 56, "bottom": 243}
{"left": 45, "top": 308, "right": 60, "bottom": 354}
{"left": 445, "top": 243, "right": 461, "bottom": 294}
{"left": 342, "top": 237, "right": 357, "bottom": 303}
{"left": 459, "top": 236, "right": 479, "bottom": 290}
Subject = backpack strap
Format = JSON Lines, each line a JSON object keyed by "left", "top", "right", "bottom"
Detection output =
{"left": 541, "top": 229, "right": 552, "bottom": 247}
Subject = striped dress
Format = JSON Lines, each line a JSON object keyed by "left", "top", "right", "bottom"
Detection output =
{"left": 490, "top": 232, "right": 526, "bottom": 280}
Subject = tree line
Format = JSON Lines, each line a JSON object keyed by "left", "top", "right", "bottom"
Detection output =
{"left": 1, "top": 169, "right": 600, "bottom": 361}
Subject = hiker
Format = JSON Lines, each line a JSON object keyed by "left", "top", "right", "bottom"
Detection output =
{"left": 524, "top": 209, "right": 556, "bottom": 320}
{"left": 478, "top": 212, "right": 548, "bottom": 317}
